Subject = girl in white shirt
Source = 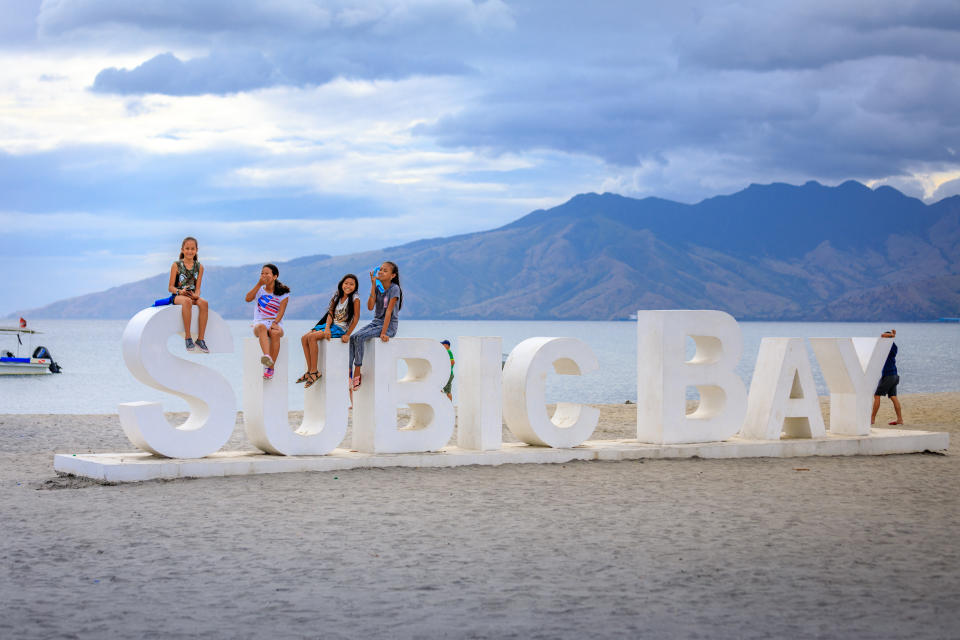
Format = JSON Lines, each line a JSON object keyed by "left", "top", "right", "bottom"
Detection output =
{"left": 244, "top": 263, "right": 291, "bottom": 380}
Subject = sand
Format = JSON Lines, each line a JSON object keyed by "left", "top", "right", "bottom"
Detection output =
{"left": 1, "top": 393, "right": 958, "bottom": 639}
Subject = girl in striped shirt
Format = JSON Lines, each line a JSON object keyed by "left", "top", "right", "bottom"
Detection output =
{"left": 244, "top": 263, "right": 291, "bottom": 380}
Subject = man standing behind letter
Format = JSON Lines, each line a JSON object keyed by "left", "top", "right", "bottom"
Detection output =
{"left": 872, "top": 329, "right": 903, "bottom": 426}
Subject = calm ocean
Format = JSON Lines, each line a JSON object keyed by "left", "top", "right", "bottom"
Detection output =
{"left": 2, "top": 319, "right": 958, "bottom": 414}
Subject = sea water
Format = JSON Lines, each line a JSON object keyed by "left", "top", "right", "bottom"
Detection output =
{"left": 1, "top": 319, "right": 957, "bottom": 415}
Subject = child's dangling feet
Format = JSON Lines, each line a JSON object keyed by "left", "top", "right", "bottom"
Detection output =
{"left": 263, "top": 367, "right": 274, "bottom": 380}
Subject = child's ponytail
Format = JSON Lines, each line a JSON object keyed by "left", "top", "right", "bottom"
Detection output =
{"left": 264, "top": 263, "right": 291, "bottom": 296}
{"left": 383, "top": 261, "right": 402, "bottom": 310}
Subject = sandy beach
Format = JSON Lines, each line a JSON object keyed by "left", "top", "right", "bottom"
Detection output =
{"left": 1, "top": 392, "right": 959, "bottom": 639}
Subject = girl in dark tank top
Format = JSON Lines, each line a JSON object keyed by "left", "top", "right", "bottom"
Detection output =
{"left": 168, "top": 236, "right": 211, "bottom": 353}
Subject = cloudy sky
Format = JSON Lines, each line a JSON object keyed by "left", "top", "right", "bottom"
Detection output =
{"left": 2, "top": 0, "right": 959, "bottom": 315}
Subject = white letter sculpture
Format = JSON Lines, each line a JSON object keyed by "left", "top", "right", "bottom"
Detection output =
{"left": 636, "top": 310, "right": 747, "bottom": 444}
{"left": 742, "top": 338, "right": 826, "bottom": 440}
{"left": 242, "top": 338, "right": 351, "bottom": 455}
{"left": 119, "top": 306, "right": 235, "bottom": 458}
{"left": 809, "top": 337, "right": 892, "bottom": 436}
{"left": 502, "top": 337, "right": 599, "bottom": 448}
{"left": 352, "top": 339, "right": 455, "bottom": 454}
{"left": 457, "top": 337, "right": 503, "bottom": 451}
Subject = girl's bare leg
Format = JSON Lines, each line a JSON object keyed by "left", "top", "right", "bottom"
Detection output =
{"left": 197, "top": 298, "right": 209, "bottom": 340}
{"left": 176, "top": 296, "right": 193, "bottom": 339}
{"left": 300, "top": 332, "right": 314, "bottom": 369}
{"left": 268, "top": 327, "right": 284, "bottom": 363}
{"left": 254, "top": 324, "right": 270, "bottom": 355}
{"left": 308, "top": 334, "right": 321, "bottom": 371}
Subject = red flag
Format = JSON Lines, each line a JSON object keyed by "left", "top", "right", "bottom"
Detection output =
{"left": 19, "top": 317, "right": 26, "bottom": 328}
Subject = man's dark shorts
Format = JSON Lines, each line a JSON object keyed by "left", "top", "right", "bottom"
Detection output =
{"left": 875, "top": 375, "right": 899, "bottom": 397}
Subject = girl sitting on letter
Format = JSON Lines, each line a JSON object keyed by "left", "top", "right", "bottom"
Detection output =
{"left": 297, "top": 274, "right": 360, "bottom": 389}
{"left": 349, "top": 261, "right": 402, "bottom": 390}
{"left": 168, "top": 236, "right": 210, "bottom": 353}
{"left": 244, "top": 263, "right": 291, "bottom": 380}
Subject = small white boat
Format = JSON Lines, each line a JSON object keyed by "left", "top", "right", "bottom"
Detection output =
{"left": 0, "top": 326, "right": 62, "bottom": 375}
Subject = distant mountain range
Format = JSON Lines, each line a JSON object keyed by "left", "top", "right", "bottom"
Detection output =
{"left": 17, "top": 180, "right": 960, "bottom": 321}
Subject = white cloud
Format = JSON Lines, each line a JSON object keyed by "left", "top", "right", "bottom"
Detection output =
{"left": 0, "top": 55, "right": 468, "bottom": 155}
{"left": 869, "top": 169, "right": 960, "bottom": 202}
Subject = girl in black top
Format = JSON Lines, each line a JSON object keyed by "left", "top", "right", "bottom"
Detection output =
{"left": 168, "top": 236, "right": 210, "bottom": 353}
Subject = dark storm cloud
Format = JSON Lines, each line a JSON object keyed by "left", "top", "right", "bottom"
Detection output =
{"left": 858, "top": 58, "right": 960, "bottom": 126}
{"left": 419, "top": 67, "right": 825, "bottom": 165}
{"left": 21, "top": 0, "right": 960, "bottom": 192}
{"left": 36, "top": 0, "right": 333, "bottom": 38}
{"left": 420, "top": 57, "right": 960, "bottom": 181}
{"left": 36, "top": 0, "right": 514, "bottom": 40}
{"left": 415, "top": 1, "right": 960, "bottom": 184}
{"left": 93, "top": 50, "right": 278, "bottom": 96}
{"left": 43, "top": 0, "right": 493, "bottom": 95}
{"left": 677, "top": 1, "right": 960, "bottom": 71}
{"left": 91, "top": 46, "right": 473, "bottom": 96}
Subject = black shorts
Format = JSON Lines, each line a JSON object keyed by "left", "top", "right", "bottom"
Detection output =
{"left": 875, "top": 375, "right": 899, "bottom": 397}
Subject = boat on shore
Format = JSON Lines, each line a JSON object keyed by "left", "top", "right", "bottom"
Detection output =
{"left": 0, "top": 326, "right": 62, "bottom": 375}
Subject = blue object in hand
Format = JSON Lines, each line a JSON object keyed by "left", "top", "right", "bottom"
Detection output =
{"left": 373, "top": 265, "right": 385, "bottom": 293}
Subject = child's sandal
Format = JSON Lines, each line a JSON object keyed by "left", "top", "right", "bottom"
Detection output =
{"left": 295, "top": 371, "right": 310, "bottom": 384}
{"left": 351, "top": 373, "right": 362, "bottom": 391}
{"left": 303, "top": 371, "right": 321, "bottom": 389}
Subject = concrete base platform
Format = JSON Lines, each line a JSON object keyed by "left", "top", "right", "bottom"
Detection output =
{"left": 53, "top": 428, "right": 949, "bottom": 483}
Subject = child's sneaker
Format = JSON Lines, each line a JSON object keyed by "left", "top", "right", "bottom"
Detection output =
{"left": 263, "top": 367, "right": 274, "bottom": 380}
{"left": 195, "top": 339, "right": 209, "bottom": 353}
{"left": 260, "top": 354, "right": 274, "bottom": 368}
{"left": 185, "top": 338, "right": 195, "bottom": 351}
